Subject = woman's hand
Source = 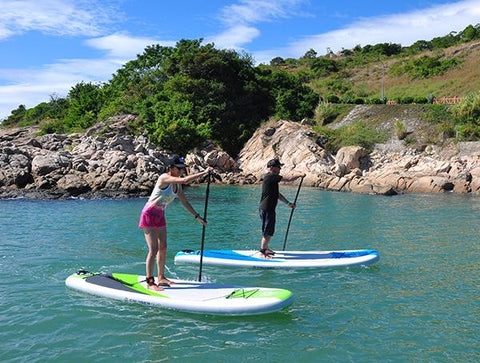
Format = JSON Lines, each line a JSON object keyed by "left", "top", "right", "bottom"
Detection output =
{"left": 196, "top": 216, "right": 207, "bottom": 226}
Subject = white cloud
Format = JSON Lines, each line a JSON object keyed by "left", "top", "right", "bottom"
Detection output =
{"left": 220, "top": 0, "right": 302, "bottom": 26}
{"left": 0, "top": 32, "right": 177, "bottom": 120}
{"left": 0, "top": 0, "right": 116, "bottom": 40}
{"left": 85, "top": 33, "right": 176, "bottom": 58}
{"left": 284, "top": 0, "right": 480, "bottom": 59}
{"left": 2, "top": 0, "right": 480, "bottom": 119}
{"left": 0, "top": 58, "right": 119, "bottom": 120}
{"left": 213, "top": 0, "right": 306, "bottom": 49}
{"left": 208, "top": 25, "right": 260, "bottom": 50}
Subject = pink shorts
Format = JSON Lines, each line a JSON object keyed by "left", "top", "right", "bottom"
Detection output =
{"left": 139, "top": 203, "right": 166, "bottom": 229}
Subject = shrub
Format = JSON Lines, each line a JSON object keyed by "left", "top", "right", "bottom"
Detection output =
{"left": 315, "top": 101, "right": 338, "bottom": 126}
{"left": 413, "top": 96, "right": 428, "bottom": 104}
{"left": 397, "top": 96, "right": 415, "bottom": 104}
{"left": 395, "top": 120, "right": 408, "bottom": 139}
{"left": 340, "top": 92, "right": 355, "bottom": 104}
{"left": 310, "top": 57, "right": 340, "bottom": 76}
{"left": 325, "top": 94, "right": 340, "bottom": 103}
{"left": 395, "top": 55, "right": 462, "bottom": 79}
{"left": 451, "top": 91, "right": 480, "bottom": 120}
{"left": 451, "top": 91, "right": 480, "bottom": 140}
{"left": 324, "top": 78, "right": 352, "bottom": 94}
{"left": 315, "top": 120, "right": 389, "bottom": 153}
{"left": 38, "top": 118, "right": 67, "bottom": 135}
{"left": 365, "top": 97, "right": 384, "bottom": 104}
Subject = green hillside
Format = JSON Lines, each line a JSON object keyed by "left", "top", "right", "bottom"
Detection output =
{"left": 2, "top": 25, "right": 480, "bottom": 156}
{"left": 309, "top": 41, "right": 480, "bottom": 101}
{"left": 269, "top": 24, "right": 480, "bottom": 102}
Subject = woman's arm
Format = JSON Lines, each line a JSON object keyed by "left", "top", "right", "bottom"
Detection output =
{"left": 160, "top": 167, "right": 211, "bottom": 186}
{"left": 176, "top": 185, "right": 208, "bottom": 226}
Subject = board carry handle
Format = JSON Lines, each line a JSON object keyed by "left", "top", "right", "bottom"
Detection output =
{"left": 282, "top": 176, "right": 304, "bottom": 251}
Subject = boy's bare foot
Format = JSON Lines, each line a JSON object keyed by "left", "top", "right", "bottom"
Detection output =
{"left": 259, "top": 249, "right": 273, "bottom": 259}
{"left": 265, "top": 248, "right": 275, "bottom": 255}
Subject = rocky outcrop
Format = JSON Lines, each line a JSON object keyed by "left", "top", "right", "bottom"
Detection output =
{"left": 0, "top": 115, "right": 227, "bottom": 199}
{"left": 2, "top": 115, "right": 480, "bottom": 198}
{"left": 236, "top": 120, "right": 335, "bottom": 186}
{"left": 235, "top": 119, "right": 480, "bottom": 196}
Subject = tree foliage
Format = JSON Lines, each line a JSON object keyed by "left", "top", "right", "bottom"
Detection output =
{"left": 390, "top": 55, "right": 461, "bottom": 79}
{"left": 310, "top": 57, "right": 340, "bottom": 76}
{"left": 3, "top": 39, "right": 314, "bottom": 156}
{"left": 5, "top": 24, "right": 480, "bottom": 153}
{"left": 63, "top": 82, "right": 105, "bottom": 130}
{"left": 110, "top": 39, "right": 276, "bottom": 155}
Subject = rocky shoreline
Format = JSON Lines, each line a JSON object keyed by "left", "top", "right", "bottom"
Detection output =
{"left": 2, "top": 114, "right": 480, "bottom": 199}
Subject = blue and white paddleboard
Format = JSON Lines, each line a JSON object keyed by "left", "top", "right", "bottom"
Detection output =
{"left": 175, "top": 249, "right": 380, "bottom": 269}
{"left": 65, "top": 271, "right": 293, "bottom": 316}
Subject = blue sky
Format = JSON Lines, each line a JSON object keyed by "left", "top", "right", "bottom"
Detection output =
{"left": 1, "top": 0, "right": 480, "bottom": 120}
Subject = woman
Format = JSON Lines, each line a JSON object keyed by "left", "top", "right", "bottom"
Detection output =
{"left": 139, "top": 155, "right": 211, "bottom": 291}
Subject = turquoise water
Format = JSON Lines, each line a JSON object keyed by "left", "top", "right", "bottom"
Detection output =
{"left": 1, "top": 186, "right": 479, "bottom": 362}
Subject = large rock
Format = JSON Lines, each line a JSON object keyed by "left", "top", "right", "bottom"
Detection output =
{"left": 31, "top": 153, "right": 71, "bottom": 176}
{"left": 4, "top": 114, "right": 480, "bottom": 198}
{"left": 56, "top": 173, "right": 91, "bottom": 195}
{"left": 335, "top": 146, "right": 368, "bottom": 174}
{"left": 237, "top": 120, "right": 335, "bottom": 185}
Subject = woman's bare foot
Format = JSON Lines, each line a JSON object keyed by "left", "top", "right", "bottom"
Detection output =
{"left": 147, "top": 283, "right": 164, "bottom": 292}
{"left": 146, "top": 276, "right": 163, "bottom": 291}
{"left": 157, "top": 278, "right": 175, "bottom": 287}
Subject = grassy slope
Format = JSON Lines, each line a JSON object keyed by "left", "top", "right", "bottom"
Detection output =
{"left": 309, "top": 41, "right": 480, "bottom": 99}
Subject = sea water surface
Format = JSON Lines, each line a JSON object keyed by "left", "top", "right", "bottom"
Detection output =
{"left": 1, "top": 186, "right": 479, "bottom": 362}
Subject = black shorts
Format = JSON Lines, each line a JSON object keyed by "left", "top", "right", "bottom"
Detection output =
{"left": 259, "top": 209, "right": 276, "bottom": 237}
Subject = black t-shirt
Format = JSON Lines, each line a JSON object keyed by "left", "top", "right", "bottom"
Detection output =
{"left": 259, "top": 173, "right": 283, "bottom": 212}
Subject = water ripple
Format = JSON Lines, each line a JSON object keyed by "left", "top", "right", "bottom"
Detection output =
{"left": 1, "top": 190, "right": 479, "bottom": 362}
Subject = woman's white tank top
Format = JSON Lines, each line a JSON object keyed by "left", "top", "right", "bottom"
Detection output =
{"left": 148, "top": 181, "right": 177, "bottom": 209}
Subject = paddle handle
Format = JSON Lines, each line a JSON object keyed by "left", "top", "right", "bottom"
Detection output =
{"left": 282, "top": 176, "right": 304, "bottom": 251}
{"left": 198, "top": 172, "right": 211, "bottom": 282}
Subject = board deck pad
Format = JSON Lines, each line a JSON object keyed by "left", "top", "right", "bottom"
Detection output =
{"left": 174, "top": 249, "right": 380, "bottom": 269}
{"left": 65, "top": 271, "right": 293, "bottom": 315}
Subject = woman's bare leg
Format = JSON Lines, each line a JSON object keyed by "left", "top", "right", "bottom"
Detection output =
{"left": 144, "top": 228, "right": 163, "bottom": 291}
{"left": 156, "top": 227, "right": 174, "bottom": 285}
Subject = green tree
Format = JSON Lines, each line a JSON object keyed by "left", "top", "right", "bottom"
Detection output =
{"left": 3, "top": 105, "right": 26, "bottom": 126}
{"left": 265, "top": 70, "right": 318, "bottom": 121}
{"left": 64, "top": 82, "right": 104, "bottom": 130}
{"left": 310, "top": 57, "right": 340, "bottom": 76}
{"left": 270, "top": 57, "right": 285, "bottom": 66}
{"left": 112, "top": 39, "right": 272, "bottom": 155}
{"left": 461, "top": 25, "right": 478, "bottom": 41}
{"left": 302, "top": 49, "right": 317, "bottom": 59}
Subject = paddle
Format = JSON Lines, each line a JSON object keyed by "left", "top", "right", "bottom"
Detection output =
{"left": 198, "top": 171, "right": 212, "bottom": 282}
{"left": 282, "top": 176, "right": 304, "bottom": 251}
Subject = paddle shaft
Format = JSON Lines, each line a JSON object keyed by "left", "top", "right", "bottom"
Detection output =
{"left": 282, "top": 176, "right": 304, "bottom": 251}
{"left": 198, "top": 172, "right": 211, "bottom": 282}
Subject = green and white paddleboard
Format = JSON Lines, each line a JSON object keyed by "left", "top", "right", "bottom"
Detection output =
{"left": 65, "top": 271, "right": 293, "bottom": 316}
